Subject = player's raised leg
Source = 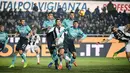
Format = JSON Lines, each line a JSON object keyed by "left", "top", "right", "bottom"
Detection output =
{"left": 113, "top": 47, "right": 126, "bottom": 59}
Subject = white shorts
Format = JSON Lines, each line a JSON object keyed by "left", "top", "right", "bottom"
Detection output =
{"left": 56, "top": 38, "right": 64, "bottom": 46}
{"left": 125, "top": 42, "right": 130, "bottom": 52}
{"left": 25, "top": 45, "right": 40, "bottom": 53}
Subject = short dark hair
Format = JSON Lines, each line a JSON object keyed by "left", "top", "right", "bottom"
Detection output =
{"left": 32, "top": 26, "right": 37, "bottom": 30}
{"left": 73, "top": 21, "right": 78, "bottom": 24}
{"left": 48, "top": 12, "right": 53, "bottom": 16}
{"left": 70, "top": 11, "right": 74, "bottom": 14}
{"left": 55, "top": 18, "right": 60, "bottom": 23}
{"left": 111, "top": 26, "right": 116, "bottom": 32}
{"left": 20, "top": 19, "right": 25, "bottom": 22}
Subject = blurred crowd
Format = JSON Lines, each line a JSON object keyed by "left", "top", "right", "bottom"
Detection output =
{"left": 0, "top": 1, "right": 129, "bottom": 35}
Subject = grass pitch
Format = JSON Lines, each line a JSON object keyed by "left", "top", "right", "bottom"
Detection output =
{"left": 0, "top": 57, "right": 130, "bottom": 73}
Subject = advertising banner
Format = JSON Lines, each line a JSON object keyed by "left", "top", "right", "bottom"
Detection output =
{"left": 0, "top": 37, "right": 126, "bottom": 57}
{"left": 0, "top": 0, "right": 130, "bottom": 13}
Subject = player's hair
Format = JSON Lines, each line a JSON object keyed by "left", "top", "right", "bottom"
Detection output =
{"left": 70, "top": 11, "right": 74, "bottom": 14}
{"left": 73, "top": 21, "right": 78, "bottom": 24}
{"left": 111, "top": 26, "right": 115, "bottom": 32}
{"left": 32, "top": 26, "right": 37, "bottom": 31}
{"left": 48, "top": 12, "right": 53, "bottom": 16}
{"left": 20, "top": 19, "right": 25, "bottom": 22}
{"left": 55, "top": 18, "right": 60, "bottom": 23}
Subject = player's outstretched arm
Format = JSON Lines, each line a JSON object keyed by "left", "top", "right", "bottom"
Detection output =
{"left": 100, "top": 34, "right": 114, "bottom": 43}
{"left": 101, "top": 39, "right": 109, "bottom": 43}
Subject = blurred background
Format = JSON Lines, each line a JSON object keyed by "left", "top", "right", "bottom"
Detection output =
{"left": 0, "top": 0, "right": 129, "bottom": 36}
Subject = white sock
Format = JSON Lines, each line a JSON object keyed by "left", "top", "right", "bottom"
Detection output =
{"left": 64, "top": 55, "right": 71, "bottom": 61}
{"left": 36, "top": 54, "right": 40, "bottom": 63}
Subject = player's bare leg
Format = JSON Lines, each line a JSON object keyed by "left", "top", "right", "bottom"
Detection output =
{"left": 58, "top": 48, "right": 64, "bottom": 70}
{"left": 71, "top": 52, "right": 77, "bottom": 67}
{"left": 35, "top": 49, "right": 40, "bottom": 65}
{"left": 9, "top": 51, "right": 18, "bottom": 68}
{"left": 22, "top": 51, "right": 27, "bottom": 64}
{"left": 113, "top": 47, "right": 125, "bottom": 59}
{"left": 126, "top": 52, "right": 130, "bottom": 62}
{"left": 19, "top": 50, "right": 27, "bottom": 68}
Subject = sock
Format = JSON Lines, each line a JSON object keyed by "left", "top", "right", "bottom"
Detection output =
{"left": 64, "top": 54, "right": 71, "bottom": 62}
{"left": 36, "top": 54, "right": 40, "bottom": 63}
{"left": 115, "top": 47, "right": 125, "bottom": 54}
{"left": 55, "top": 58, "right": 58, "bottom": 66}
{"left": 22, "top": 52, "right": 26, "bottom": 62}
{"left": 52, "top": 49, "right": 58, "bottom": 61}
{"left": 70, "top": 57, "right": 75, "bottom": 65}
{"left": 59, "top": 55, "right": 62, "bottom": 65}
{"left": 129, "top": 58, "right": 130, "bottom": 62}
{"left": 52, "top": 54, "right": 58, "bottom": 65}
{"left": 68, "top": 52, "right": 72, "bottom": 59}
{"left": 11, "top": 54, "right": 17, "bottom": 65}
{"left": 20, "top": 53, "right": 26, "bottom": 63}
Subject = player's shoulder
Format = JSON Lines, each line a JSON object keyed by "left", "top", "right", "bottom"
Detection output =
{"left": 3, "top": 32, "right": 8, "bottom": 36}
{"left": 3, "top": 32, "right": 8, "bottom": 35}
{"left": 16, "top": 25, "right": 20, "bottom": 27}
{"left": 53, "top": 19, "right": 56, "bottom": 21}
{"left": 44, "top": 19, "right": 49, "bottom": 23}
{"left": 5, "top": 32, "right": 8, "bottom": 35}
{"left": 63, "top": 18, "right": 68, "bottom": 21}
{"left": 118, "top": 26, "right": 125, "bottom": 30}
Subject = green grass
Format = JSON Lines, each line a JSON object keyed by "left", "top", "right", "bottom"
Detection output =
{"left": 0, "top": 57, "right": 130, "bottom": 73}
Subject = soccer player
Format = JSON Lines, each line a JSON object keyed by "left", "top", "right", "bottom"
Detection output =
{"left": 101, "top": 25, "right": 130, "bottom": 62}
{"left": 0, "top": 25, "right": 8, "bottom": 52}
{"left": 57, "top": 21, "right": 87, "bottom": 70}
{"left": 48, "top": 19, "right": 71, "bottom": 70}
{"left": 22, "top": 27, "right": 41, "bottom": 64}
{"left": 9, "top": 19, "right": 32, "bottom": 68}
{"left": 62, "top": 11, "right": 75, "bottom": 28}
{"left": 62, "top": 11, "right": 77, "bottom": 67}
{"left": 112, "top": 24, "right": 130, "bottom": 58}
{"left": 42, "top": 12, "right": 58, "bottom": 69}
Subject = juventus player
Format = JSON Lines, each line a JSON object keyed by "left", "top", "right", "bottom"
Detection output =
{"left": 48, "top": 19, "right": 71, "bottom": 70}
{"left": 101, "top": 25, "right": 130, "bottom": 62}
{"left": 22, "top": 27, "right": 41, "bottom": 64}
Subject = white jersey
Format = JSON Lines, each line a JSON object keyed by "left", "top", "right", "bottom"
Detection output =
{"left": 107, "top": 26, "right": 130, "bottom": 52}
{"left": 108, "top": 26, "right": 130, "bottom": 42}
{"left": 28, "top": 34, "right": 41, "bottom": 46}
{"left": 49, "top": 26, "right": 65, "bottom": 46}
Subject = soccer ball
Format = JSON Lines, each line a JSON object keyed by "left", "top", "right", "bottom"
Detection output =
{"left": 79, "top": 10, "right": 85, "bottom": 16}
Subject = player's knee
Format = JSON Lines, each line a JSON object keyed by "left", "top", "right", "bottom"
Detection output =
{"left": 72, "top": 52, "right": 77, "bottom": 59}
{"left": 19, "top": 50, "right": 23, "bottom": 54}
{"left": 59, "top": 49, "right": 64, "bottom": 55}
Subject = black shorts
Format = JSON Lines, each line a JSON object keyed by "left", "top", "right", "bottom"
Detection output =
{"left": 16, "top": 37, "right": 28, "bottom": 51}
{"left": 0, "top": 43, "right": 5, "bottom": 51}
{"left": 46, "top": 32, "right": 55, "bottom": 54}
{"left": 64, "top": 37, "right": 76, "bottom": 53}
